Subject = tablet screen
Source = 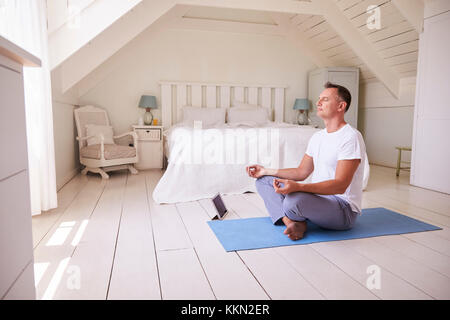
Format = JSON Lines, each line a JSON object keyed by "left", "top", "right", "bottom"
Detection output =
{"left": 212, "top": 194, "right": 227, "bottom": 218}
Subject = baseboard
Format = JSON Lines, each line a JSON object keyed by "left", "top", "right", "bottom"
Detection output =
{"left": 56, "top": 166, "right": 81, "bottom": 191}
{"left": 368, "top": 162, "right": 395, "bottom": 169}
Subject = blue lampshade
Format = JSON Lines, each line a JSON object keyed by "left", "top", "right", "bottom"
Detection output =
{"left": 138, "top": 95, "right": 157, "bottom": 109}
{"left": 293, "top": 98, "right": 309, "bottom": 111}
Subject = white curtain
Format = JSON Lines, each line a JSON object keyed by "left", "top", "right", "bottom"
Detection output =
{"left": 0, "top": 0, "right": 57, "bottom": 215}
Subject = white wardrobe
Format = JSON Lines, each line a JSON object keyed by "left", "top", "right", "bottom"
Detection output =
{"left": 0, "top": 35, "right": 40, "bottom": 299}
{"left": 411, "top": 10, "right": 450, "bottom": 194}
{"left": 308, "top": 67, "right": 360, "bottom": 129}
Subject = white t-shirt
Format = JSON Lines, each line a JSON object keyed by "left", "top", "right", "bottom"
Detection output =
{"left": 305, "top": 124, "right": 366, "bottom": 213}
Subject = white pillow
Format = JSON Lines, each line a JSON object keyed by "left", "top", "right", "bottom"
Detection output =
{"left": 85, "top": 124, "right": 114, "bottom": 146}
{"left": 182, "top": 106, "right": 226, "bottom": 127}
{"left": 227, "top": 107, "right": 270, "bottom": 125}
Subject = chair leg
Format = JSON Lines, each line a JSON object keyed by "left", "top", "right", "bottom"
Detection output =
{"left": 81, "top": 167, "right": 89, "bottom": 175}
{"left": 98, "top": 169, "right": 110, "bottom": 179}
{"left": 85, "top": 167, "right": 109, "bottom": 179}
{"left": 128, "top": 165, "right": 138, "bottom": 175}
{"left": 396, "top": 149, "right": 402, "bottom": 177}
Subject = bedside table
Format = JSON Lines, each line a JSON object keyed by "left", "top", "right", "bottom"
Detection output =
{"left": 132, "top": 125, "right": 163, "bottom": 169}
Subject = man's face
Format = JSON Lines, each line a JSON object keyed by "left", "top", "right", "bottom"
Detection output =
{"left": 316, "top": 88, "right": 345, "bottom": 120}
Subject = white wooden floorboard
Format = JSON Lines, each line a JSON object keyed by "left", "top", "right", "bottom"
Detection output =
{"left": 402, "top": 232, "right": 450, "bottom": 257}
{"left": 145, "top": 171, "right": 192, "bottom": 251}
{"left": 34, "top": 176, "right": 107, "bottom": 300}
{"left": 107, "top": 172, "right": 161, "bottom": 300}
{"left": 275, "top": 245, "right": 379, "bottom": 300}
{"left": 428, "top": 228, "right": 450, "bottom": 242}
{"left": 373, "top": 235, "right": 450, "bottom": 278}
{"left": 405, "top": 224, "right": 450, "bottom": 243}
{"left": 32, "top": 174, "right": 89, "bottom": 248}
{"left": 157, "top": 248, "right": 215, "bottom": 300}
{"left": 368, "top": 166, "right": 450, "bottom": 217}
{"left": 145, "top": 170, "right": 214, "bottom": 300}
{"left": 361, "top": 197, "right": 380, "bottom": 209}
{"left": 148, "top": 201, "right": 192, "bottom": 251}
{"left": 237, "top": 249, "right": 324, "bottom": 300}
{"left": 53, "top": 174, "right": 127, "bottom": 299}
{"left": 310, "top": 241, "right": 433, "bottom": 300}
{"left": 241, "top": 192, "right": 268, "bottom": 213}
{"left": 222, "top": 194, "right": 266, "bottom": 218}
{"left": 176, "top": 201, "right": 269, "bottom": 300}
{"left": 342, "top": 238, "right": 450, "bottom": 299}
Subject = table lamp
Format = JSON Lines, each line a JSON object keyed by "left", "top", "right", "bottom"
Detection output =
{"left": 293, "top": 98, "right": 310, "bottom": 125}
{"left": 139, "top": 95, "right": 157, "bottom": 125}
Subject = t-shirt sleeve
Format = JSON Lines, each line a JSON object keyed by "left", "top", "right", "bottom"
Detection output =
{"left": 305, "top": 133, "right": 317, "bottom": 157}
{"left": 338, "top": 133, "right": 362, "bottom": 161}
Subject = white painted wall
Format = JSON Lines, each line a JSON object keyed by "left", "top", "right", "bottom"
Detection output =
{"left": 358, "top": 77, "right": 416, "bottom": 168}
{"left": 75, "top": 27, "right": 316, "bottom": 136}
{"left": 51, "top": 66, "right": 80, "bottom": 190}
{"left": 411, "top": 6, "right": 450, "bottom": 194}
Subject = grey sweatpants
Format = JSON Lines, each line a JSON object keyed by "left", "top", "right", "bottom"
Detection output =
{"left": 255, "top": 175, "right": 358, "bottom": 230}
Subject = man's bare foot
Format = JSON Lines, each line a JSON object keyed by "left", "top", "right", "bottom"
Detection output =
{"left": 282, "top": 216, "right": 307, "bottom": 241}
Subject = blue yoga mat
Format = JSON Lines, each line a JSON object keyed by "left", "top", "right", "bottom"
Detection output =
{"left": 207, "top": 207, "right": 441, "bottom": 252}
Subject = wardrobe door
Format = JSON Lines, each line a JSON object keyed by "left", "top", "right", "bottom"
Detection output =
{"left": 308, "top": 69, "right": 327, "bottom": 128}
{"left": 0, "top": 171, "right": 34, "bottom": 298}
{"left": 328, "top": 70, "right": 359, "bottom": 129}
{"left": 411, "top": 11, "right": 450, "bottom": 193}
{"left": 0, "top": 63, "right": 28, "bottom": 180}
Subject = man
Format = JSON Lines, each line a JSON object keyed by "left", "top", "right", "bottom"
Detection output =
{"left": 246, "top": 82, "right": 366, "bottom": 241}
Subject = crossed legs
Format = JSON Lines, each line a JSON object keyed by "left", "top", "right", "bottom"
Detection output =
{"left": 255, "top": 175, "right": 357, "bottom": 240}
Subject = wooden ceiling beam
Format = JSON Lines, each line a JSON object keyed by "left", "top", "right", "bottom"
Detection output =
{"left": 176, "top": 0, "right": 323, "bottom": 15}
{"left": 170, "top": 16, "right": 284, "bottom": 35}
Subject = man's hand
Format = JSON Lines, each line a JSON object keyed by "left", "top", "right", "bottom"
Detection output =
{"left": 273, "top": 178, "right": 300, "bottom": 195}
{"left": 246, "top": 164, "right": 266, "bottom": 178}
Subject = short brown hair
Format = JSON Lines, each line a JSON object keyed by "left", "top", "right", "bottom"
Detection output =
{"left": 324, "top": 82, "right": 351, "bottom": 112}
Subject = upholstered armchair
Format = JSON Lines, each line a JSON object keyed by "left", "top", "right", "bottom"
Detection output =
{"left": 74, "top": 105, "right": 138, "bottom": 179}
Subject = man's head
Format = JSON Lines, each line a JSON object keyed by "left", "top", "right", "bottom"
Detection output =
{"left": 316, "top": 82, "right": 351, "bottom": 120}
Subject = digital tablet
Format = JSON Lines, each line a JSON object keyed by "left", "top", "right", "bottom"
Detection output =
{"left": 211, "top": 193, "right": 228, "bottom": 220}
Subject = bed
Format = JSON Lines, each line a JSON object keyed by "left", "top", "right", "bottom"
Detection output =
{"left": 152, "top": 81, "right": 367, "bottom": 204}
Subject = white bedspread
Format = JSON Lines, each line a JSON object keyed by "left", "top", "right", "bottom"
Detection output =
{"left": 152, "top": 122, "right": 321, "bottom": 204}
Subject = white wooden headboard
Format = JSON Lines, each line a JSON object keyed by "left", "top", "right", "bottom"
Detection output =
{"left": 159, "top": 81, "right": 287, "bottom": 129}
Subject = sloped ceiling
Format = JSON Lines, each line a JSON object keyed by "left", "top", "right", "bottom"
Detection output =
{"left": 183, "top": 6, "right": 278, "bottom": 24}
{"left": 49, "top": 0, "right": 423, "bottom": 98}
{"left": 288, "top": 0, "right": 419, "bottom": 81}
{"left": 333, "top": 0, "right": 419, "bottom": 80}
